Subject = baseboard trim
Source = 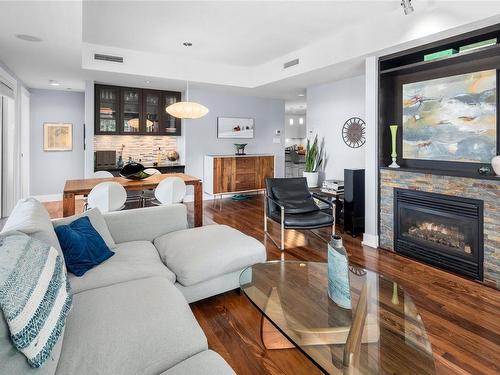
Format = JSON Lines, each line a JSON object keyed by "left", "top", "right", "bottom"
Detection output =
{"left": 362, "top": 233, "right": 379, "bottom": 249}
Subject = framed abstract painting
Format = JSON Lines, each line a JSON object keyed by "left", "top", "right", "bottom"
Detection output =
{"left": 402, "top": 69, "right": 497, "bottom": 163}
{"left": 43, "top": 123, "right": 73, "bottom": 151}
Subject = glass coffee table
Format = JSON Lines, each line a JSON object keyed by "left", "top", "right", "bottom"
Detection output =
{"left": 239, "top": 261, "right": 436, "bottom": 375}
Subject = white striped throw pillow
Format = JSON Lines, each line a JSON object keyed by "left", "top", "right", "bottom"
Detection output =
{"left": 0, "top": 231, "right": 72, "bottom": 368}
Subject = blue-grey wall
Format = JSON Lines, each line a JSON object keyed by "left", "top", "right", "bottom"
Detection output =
{"left": 30, "top": 89, "right": 85, "bottom": 196}
{"left": 185, "top": 89, "right": 285, "bottom": 185}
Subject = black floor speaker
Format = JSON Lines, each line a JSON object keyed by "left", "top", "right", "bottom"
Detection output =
{"left": 343, "top": 169, "right": 365, "bottom": 237}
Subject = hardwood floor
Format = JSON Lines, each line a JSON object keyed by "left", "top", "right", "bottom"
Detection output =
{"left": 43, "top": 196, "right": 500, "bottom": 375}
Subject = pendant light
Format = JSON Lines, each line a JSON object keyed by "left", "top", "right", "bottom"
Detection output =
{"left": 166, "top": 81, "right": 209, "bottom": 119}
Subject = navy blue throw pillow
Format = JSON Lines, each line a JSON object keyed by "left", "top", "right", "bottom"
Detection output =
{"left": 55, "top": 216, "right": 114, "bottom": 276}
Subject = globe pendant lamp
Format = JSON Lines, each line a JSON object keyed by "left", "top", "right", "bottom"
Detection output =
{"left": 166, "top": 81, "right": 208, "bottom": 119}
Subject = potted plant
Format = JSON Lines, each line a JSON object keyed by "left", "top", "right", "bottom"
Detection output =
{"left": 303, "top": 135, "right": 323, "bottom": 187}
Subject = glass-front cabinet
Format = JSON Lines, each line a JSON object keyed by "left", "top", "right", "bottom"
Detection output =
{"left": 121, "top": 88, "right": 141, "bottom": 134}
{"left": 95, "top": 86, "right": 119, "bottom": 134}
{"left": 143, "top": 90, "right": 161, "bottom": 134}
{"left": 161, "top": 91, "right": 182, "bottom": 136}
{"left": 94, "top": 84, "right": 182, "bottom": 136}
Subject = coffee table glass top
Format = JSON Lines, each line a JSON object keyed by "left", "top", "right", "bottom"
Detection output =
{"left": 239, "top": 261, "right": 435, "bottom": 375}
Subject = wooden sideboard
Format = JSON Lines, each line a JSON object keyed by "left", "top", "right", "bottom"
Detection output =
{"left": 204, "top": 155, "right": 275, "bottom": 195}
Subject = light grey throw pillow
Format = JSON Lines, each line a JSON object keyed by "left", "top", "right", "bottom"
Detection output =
{"left": 2, "top": 198, "right": 62, "bottom": 255}
{"left": 52, "top": 208, "right": 116, "bottom": 249}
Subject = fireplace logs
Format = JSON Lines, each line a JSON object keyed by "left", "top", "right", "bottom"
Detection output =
{"left": 407, "top": 222, "right": 470, "bottom": 252}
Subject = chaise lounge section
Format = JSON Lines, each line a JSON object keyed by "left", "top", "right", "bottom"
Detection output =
{"left": 0, "top": 198, "right": 266, "bottom": 375}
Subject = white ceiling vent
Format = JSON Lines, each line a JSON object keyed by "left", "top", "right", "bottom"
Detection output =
{"left": 283, "top": 58, "right": 299, "bottom": 69}
{"left": 94, "top": 53, "right": 124, "bottom": 63}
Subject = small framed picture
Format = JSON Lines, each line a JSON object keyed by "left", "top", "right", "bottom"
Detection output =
{"left": 217, "top": 117, "right": 254, "bottom": 139}
{"left": 43, "top": 123, "right": 73, "bottom": 151}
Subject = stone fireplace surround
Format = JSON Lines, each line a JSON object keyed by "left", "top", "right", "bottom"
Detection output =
{"left": 379, "top": 169, "right": 500, "bottom": 289}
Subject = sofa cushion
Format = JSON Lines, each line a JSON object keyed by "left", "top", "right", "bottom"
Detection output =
{"left": 52, "top": 208, "right": 116, "bottom": 250}
{"left": 55, "top": 216, "right": 115, "bottom": 277}
{"left": 56, "top": 277, "right": 208, "bottom": 375}
{"left": 154, "top": 225, "right": 266, "bottom": 286}
{"left": 68, "top": 240, "right": 175, "bottom": 294}
{"left": 160, "top": 350, "right": 235, "bottom": 375}
{"left": 103, "top": 204, "right": 188, "bottom": 244}
{"left": 2, "top": 198, "right": 62, "bottom": 254}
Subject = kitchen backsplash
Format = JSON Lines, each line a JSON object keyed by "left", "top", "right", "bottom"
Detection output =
{"left": 94, "top": 135, "right": 177, "bottom": 164}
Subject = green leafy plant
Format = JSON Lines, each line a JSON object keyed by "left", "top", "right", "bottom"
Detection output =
{"left": 304, "top": 135, "right": 323, "bottom": 172}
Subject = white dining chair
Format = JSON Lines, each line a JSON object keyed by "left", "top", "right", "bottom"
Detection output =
{"left": 93, "top": 170, "right": 114, "bottom": 178}
{"left": 140, "top": 168, "right": 162, "bottom": 207}
{"left": 153, "top": 177, "right": 186, "bottom": 205}
{"left": 86, "top": 182, "right": 127, "bottom": 213}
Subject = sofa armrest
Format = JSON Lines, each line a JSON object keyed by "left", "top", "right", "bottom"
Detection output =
{"left": 103, "top": 204, "right": 188, "bottom": 244}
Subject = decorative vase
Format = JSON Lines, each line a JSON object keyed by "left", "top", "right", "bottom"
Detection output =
{"left": 234, "top": 143, "right": 247, "bottom": 156}
{"left": 389, "top": 124, "right": 400, "bottom": 168}
{"left": 492, "top": 155, "right": 500, "bottom": 176}
{"left": 303, "top": 171, "right": 319, "bottom": 187}
{"left": 116, "top": 155, "right": 124, "bottom": 168}
{"left": 327, "top": 235, "right": 352, "bottom": 309}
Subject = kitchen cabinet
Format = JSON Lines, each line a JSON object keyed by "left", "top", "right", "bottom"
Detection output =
{"left": 121, "top": 87, "right": 141, "bottom": 134}
{"left": 143, "top": 90, "right": 161, "bottom": 134}
{"left": 95, "top": 85, "right": 120, "bottom": 134}
{"left": 94, "top": 84, "right": 182, "bottom": 136}
{"left": 161, "top": 91, "right": 182, "bottom": 136}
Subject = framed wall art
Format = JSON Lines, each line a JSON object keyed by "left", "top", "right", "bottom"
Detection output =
{"left": 402, "top": 69, "right": 497, "bottom": 163}
{"left": 217, "top": 117, "right": 254, "bottom": 139}
{"left": 43, "top": 122, "right": 73, "bottom": 151}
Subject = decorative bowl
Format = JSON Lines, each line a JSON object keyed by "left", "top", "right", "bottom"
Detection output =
{"left": 119, "top": 163, "right": 153, "bottom": 180}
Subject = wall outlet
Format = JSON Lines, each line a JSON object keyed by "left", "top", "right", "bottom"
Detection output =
{"left": 273, "top": 137, "right": 281, "bottom": 144}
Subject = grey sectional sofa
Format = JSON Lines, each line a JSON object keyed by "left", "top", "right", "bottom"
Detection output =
{"left": 0, "top": 199, "right": 266, "bottom": 375}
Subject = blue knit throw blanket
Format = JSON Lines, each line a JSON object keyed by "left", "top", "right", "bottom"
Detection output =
{"left": 0, "top": 232, "right": 72, "bottom": 368}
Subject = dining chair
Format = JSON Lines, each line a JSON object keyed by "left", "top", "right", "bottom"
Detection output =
{"left": 152, "top": 177, "right": 186, "bottom": 205}
{"left": 86, "top": 181, "right": 127, "bottom": 213}
{"left": 140, "top": 168, "right": 162, "bottom": 207}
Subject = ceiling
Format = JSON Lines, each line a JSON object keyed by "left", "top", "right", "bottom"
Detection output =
{"left": 82, "top": 1, "right": 394, "bottom": 67}
{"left": 1, "top": 1, "right": 500, "bottom": 99}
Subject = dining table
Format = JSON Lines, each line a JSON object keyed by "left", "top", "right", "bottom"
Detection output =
{"left": 63, "top": 173, "right": 203, "bottom": 227}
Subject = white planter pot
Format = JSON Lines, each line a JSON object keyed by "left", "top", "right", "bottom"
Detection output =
{"left": 492, "top": 155, "right": 500, "bottom": 176}
{"left": 303, "top": 171, "right": 319, "bottom": 187}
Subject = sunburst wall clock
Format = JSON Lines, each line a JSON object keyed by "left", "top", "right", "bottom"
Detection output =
{"left": 342, "top": 117, "right": 366, "bottom": 148}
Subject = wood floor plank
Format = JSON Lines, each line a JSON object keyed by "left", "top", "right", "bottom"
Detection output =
{"left": 43, "top": 195, "right": 500, "bottom": 375}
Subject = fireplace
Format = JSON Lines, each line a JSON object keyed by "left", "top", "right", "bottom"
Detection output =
{"left": 394, "top": 188, "right": 483, "bottom": 281}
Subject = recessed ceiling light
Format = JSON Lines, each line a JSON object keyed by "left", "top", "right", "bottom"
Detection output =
{"left": 145, "top": 80, "right": 151, "bottom": 84}
{"left": 183, "top": 42, "right": 193, "bottom": 47}
{"left": 15, "top": 34, "right": 42, "bottom": 42}
{"left": 298, "top": 93, "right": 305, "bottom": 97}
{"left": 49, "top": 80, "right": 60, "bottom": 86}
